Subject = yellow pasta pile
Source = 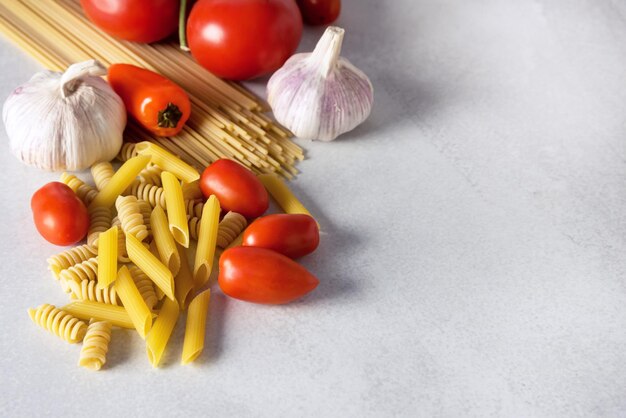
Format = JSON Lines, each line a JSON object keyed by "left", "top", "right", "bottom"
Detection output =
{"left": 0, "top": 0, "right": 303, "bottom": 178}
{"left": 31, "top": 144, "right": 314, "bottom": 370}
{"left": 31, "top": 144, "right": 227, "bottom": 370}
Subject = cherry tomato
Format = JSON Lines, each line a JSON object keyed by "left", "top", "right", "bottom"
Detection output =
{"left": 219, "top": 247, "right": 319, "bottom": 304}
{"left": 108, "top": 64, "right": 191, "bottom": 137}
{"left": 186, "top": 0, "right": 303, "bottom": 80}
{"left": 200, "top": 159, "right": 268, "bottom": 218}
{"left": 31, "top": 182, "right": 89, "bottom": 246}
{"left": 243, "top": 214, "right": 319, "bottom": 258}
{"left": 80, "top": 0, "right": 179, "bottom": 43}
{"left": 296, "top": 0, "right": 341, "bottom": 25}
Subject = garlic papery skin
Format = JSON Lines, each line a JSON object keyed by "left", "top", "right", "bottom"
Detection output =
{"left": 2, "top": 59, "right": 126, "bottom": 171}
{"left": 267, "top": 26, "right": 373, "bottom": 142}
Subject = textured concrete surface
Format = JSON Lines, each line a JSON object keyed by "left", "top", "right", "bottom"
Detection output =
{"left": 1, "top": 0, "right": 626, "bottom": 416}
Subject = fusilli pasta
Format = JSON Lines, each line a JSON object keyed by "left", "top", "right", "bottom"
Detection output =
{"left": 78, "top": 320, "right": 112, "bottom": 371}
{"left": 60, "top": 173, "right": 98, "bottom": 206}
{"left": 28, "top": 304, "right": 87, "bottom": 344}
{"left": 47, "top": 244, "right": 97, "bottom": 278}
{"left": 87, "top": 206, "right": 113, "bottom": 247}
{"left": 115, "top": 195, "right": 149, "bottom": 242}
{"left": 216, "top": 212, "right": 247, "bottom": 248}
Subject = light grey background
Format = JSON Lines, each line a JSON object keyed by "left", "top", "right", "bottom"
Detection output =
{"left": 2, "top": 0, "right": 626, "bottom": 416}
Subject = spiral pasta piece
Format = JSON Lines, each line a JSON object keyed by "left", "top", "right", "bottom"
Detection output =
{"left": 126, "top": 181, "right": 166, "bottom": 208}
{"left": 87, "top": 206, "right": 113, "bottom": 247}
{"left": 185, "top": 200, "right": 204, "bottom": 219}
{"left": 47, "top": 244, "right": 97, "bottom": 278}
{"left": 69, "top": 278, "right": 119, "bottom": 306}
{"left": 137, "top": 199, "right": 152, "bottom": 236}
{"left": 91, "top": 162, "right": 115, "bottom": 191}
{"left": 128, "top": 265, "right": 158, "bottom": 310}
{"left": 79, "top": 320, "right": 112, "bottom": 371}
{"left": 216, "top": 212, "right": 247, "bottom": 248}
{"left": 60, "top": 173, "right": 98, "bottom": 206}
{"left": 28, "top": 304, "right": 87, "bottom": 344}
{"left": 59, "top": 258, "right": 98, "bottom": 293}
{"left": 138, "top": 164, "right": 163, "bottom": 186}
{"left": 115, "top": 195, "right": 149, "bottom": 242}
{"left": 117, "top": 142, "right": 138, "bottom": 162}
{"left": 188, "top": 217, "right": 201, "bottom": 241}
{"left": 115, "top": 226, "right": 130, "bottom": 263}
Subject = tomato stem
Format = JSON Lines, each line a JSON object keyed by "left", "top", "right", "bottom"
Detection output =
{"left": 179, "top": 0, "right": 190, "bottom": 51}
{"left": 158, "top": 103, "right": 184, "bottom": 129}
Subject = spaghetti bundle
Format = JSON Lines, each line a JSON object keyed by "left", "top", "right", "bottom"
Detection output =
{"left": 0, "top": 0, "right": 303, "bottom": 178}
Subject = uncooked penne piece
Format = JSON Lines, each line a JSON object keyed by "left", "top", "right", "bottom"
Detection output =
{"left": 135, "top": 141, "right": 200, "bottom": 183}
{"left": 150, "top": 205, "right": 181, "bottom": 276}
{"left": 181, "top": 289, "right": 211, "bottom": 365}
{"left": 149, "top": 240, "right": 166, "bottom": 301}
{"left": 161, "top": 171, "right": 190, "bottom": 247}
{"left": 97, "top": 226, "right": 118, "bottom": 289}
{"left": 193, "top": 195, "right": 220, "bottom": 287}
{"left": 146, "top": 297, "right": 179, "bottom": 368}
{"left": 126, "top": 233, "right": 175, "bottom": 301}
{"left": 258, "top": 173, "right": 316, "bottom": 221}
{"left": 175, "top": 243, "right": 195, "bottom": 310}
{"left": 114, "top": 266, "right": 152, "bottom": 339}
{"left": 62, "top": 301, "right": 137, "bottom": 329}
{"left": 89, "top": 155, "right": 151, "bottom": 209}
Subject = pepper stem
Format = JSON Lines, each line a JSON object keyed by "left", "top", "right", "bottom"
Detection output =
{"left": 158, "top": 103, "right": 183, "bottom": 128}
{"left": 310, "top": 26, "right": 345, "bottom": 78}
{"left": 179, "top": 0, "right": 190, "bottom": 51}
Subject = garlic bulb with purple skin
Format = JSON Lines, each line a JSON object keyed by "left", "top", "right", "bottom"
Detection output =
{"left": 267, "top": 26, "right": 373, "bottom": 142}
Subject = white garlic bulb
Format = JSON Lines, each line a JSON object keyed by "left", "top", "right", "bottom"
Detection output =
{"left": 3, "top": 59, "right": 126, "bottom": 171}
{"left": 267, "top": 26, "right": 373, "bottom": 142}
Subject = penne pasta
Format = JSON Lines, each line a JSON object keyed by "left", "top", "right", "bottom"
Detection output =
{"left": 135, "top": 141, "right": 200, "bottom": 183}
{"left": 89, "top": 155, "right": 151, "bottom": 209}
{"left": 174, "top": 243, "right": 195, "bottom": 310}
{"left": 62, "top": 300, "right": 141, "bottom": 329}
{"left": 150, "top": 205, "right": 181, "bottom": 276}
{"left": 149, "top": 240, "right": 166, "bottom": 301}
{"left": 193, "top": 195, "right": 220, "bottom": 287}
{"left": 258, "top": 174, "right": 316, "bottom": 222}
{"left": 161, "top": 171, "right": 190, "bottom": 248}
{"left": 114, "top": 266, "right": 152, "bottom": 339}
{"left": 96, "top": 226, "right": 118, "bottom": 289}
{"left": 181, "top": 289, "right": 211, "bottom": 365}
{"left": 126, "top": 233, "right": 175, "bottom": 301}
{"left": 146, "top": 297, "right": 179, "bottom": 368}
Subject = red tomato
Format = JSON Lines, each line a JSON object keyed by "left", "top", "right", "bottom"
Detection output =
{"left": 296, "top": 0, "right": 341, "bottom": 25}
{"left": 80, "top": 0, "right": 179, "bottom": 43}
{"left": 243, "top": 214, "right": 319, "bottom": 258}
{"left": 31, "top": 182, "right": 89, "bottom": 246}
{"left": 186, "top": 0, "right": 303, "bottom": 80}
{"left": 200, "top": 159, "right": 269, "bottom": 218}
{"left": 219, "top": 247, "right": 319, "bottom": 304}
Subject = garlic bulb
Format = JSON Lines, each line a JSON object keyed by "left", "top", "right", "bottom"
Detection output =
{"left": 3, "top": 60, "right": 126, "bottom": 171}
{"left": 267, "top": 26, "right": 373, "bottom": 142}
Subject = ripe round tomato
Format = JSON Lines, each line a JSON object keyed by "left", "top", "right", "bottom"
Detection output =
{"left": 200, "top": 159, "right": 269, "bottom": 218}
{"left": 186, "top": 0, "right": 303, "bottom": 80}
{"left": 296, "top": 0, "right": 341, "bottom": 25}
{"left": 219, "top": 247, "right": 319, "bottom": 304}
{"left": 31, "top": 182, "right": 89, "bottom": 246}
{"left": 243, "top": 214, "right": 319, "bottom": 258}
{"left": 80, "top": 0, "right": 179, "bottom": 43}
